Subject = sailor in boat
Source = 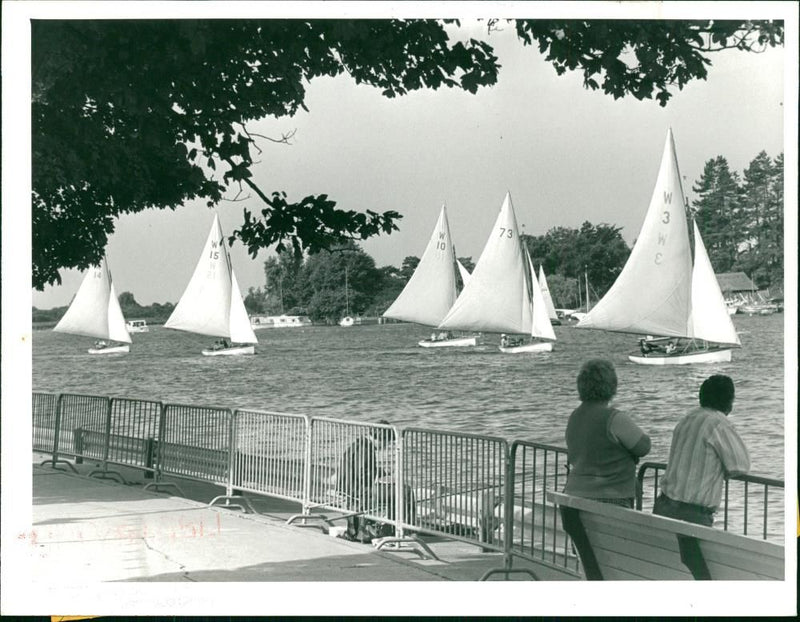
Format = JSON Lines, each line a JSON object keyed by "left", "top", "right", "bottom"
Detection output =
{"left": 94, "top": 340, "right": 108, "bottom": 350}
{"left": 211, "top": 338, "right": 231, "bottom": 351}
{"left": 500, "top": 333, "right": 523, "bottom": 348}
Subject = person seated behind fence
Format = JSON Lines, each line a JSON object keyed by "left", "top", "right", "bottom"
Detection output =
{"left": 334, "top": 420, "right": 393, "bottom": 542}
{"left": 563, "top": 358, "right": 651, "bottom": 509}
{"left": 653, "top": 374, "right": 750, "bottom": 527}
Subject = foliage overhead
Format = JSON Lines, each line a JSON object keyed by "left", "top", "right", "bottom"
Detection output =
{"left": 32, "top": 19, "right": 499, "bottom": 288}
{"left": 33, "top": 18, "right": 783, "bottom": 289}
{"left": 513, "top": 19, "right": 783, "bottom": 106}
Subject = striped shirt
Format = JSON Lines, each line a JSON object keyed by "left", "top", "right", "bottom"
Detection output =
{"left": 660, "top": 406, "right": 750, "bottom": 510}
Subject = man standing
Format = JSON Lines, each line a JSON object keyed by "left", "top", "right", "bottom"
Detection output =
{"left": 653, "top": 374, "right": 750, "bottom": 526}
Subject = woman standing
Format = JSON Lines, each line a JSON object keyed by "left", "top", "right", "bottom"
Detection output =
{"left": 563, "top": 359, "right": 651, "bottom": 508}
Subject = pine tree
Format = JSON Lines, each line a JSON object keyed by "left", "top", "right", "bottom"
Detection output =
{"left": 691, "top": 156, "right": 742, "bottom": 272}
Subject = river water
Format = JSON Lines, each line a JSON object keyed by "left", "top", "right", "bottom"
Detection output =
{"left": 33, "top": 313, "right": 786, "bottom": 480}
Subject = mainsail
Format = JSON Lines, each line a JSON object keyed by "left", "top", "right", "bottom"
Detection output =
{"left": 538, "top": 265, "right": 559, "bottom": 321}
{"left": 689, "top": 221, "right": 741, "bottom": 345}
{"left": 54, "top": 256, "right": 131, "bottom": 343}
{"left": 165, "top": 213, "right": 258, "bottom": 344}
{"left": 383, "top": 205, "right": 460, "bottom": 327}
{"left": 439, "top": 192, "right": 534, "bottom": 335}
{"left": 577, "top": 129, "right": 693, "bottom": 338}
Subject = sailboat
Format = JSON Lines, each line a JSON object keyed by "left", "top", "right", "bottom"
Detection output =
{"left": 165, "top": 213, "right": 258, "bottom": 356}
{"left": 339, "top": 266, "right": 354, "bottom": 327}
{"left": 538, "top": 266, "right": 561, "bottom": 325}
{"left": 53, "top": 256, "right": 132, "bottom": 354}
{"left": 382, "top": 205, "right": 477, "bottom": 347}
{"left": 438, "top": 192, "right": 556, "bottom": 353}
{"left": 577, "top": 129, "right": 740, "bottom": 365}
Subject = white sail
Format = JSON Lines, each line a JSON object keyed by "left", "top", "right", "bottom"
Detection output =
{"left": 577, "top": 128, "right": 693, "bottom": 337}
{"left": 165, "top": 214, "right": 258, "bottom": 344}
{"left": 439, "top": 192, "right": 533, "bottom": 334}
{"left": 538, "top": 265, "right": 558, "bottom": 321}
{"left": 383, "top": 205, "right": 459, "bottom": 326}
{"left": 456, "top": 259, "right": 471, "bottom": 287}
{"left": 528, "top": 255, "right": 557, "bottom": 341}
{"left": 689, "top": 221, "right": 741, "bottom": 345}
{"left": 54, "top": 257, "right": 132, "bottom": 343}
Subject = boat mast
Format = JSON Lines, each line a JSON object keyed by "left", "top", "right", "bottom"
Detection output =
{"left": 344, "top": 266, "right": 350, "bottom": 316}
{"left": 584, "top": 265, "right": 589, "bottom": 312}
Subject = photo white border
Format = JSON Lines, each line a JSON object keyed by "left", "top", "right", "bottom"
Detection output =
{"left": 2, "top": 1, "right": 796, "bottom": 616}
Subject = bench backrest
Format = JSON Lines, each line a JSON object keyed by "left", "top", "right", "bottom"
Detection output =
{"left": 548, "top": 492, "right": 784, "bottom": 581}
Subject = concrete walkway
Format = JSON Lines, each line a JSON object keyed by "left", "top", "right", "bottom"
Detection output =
{"left": 29, "top": 455, "right": 548, "bottom": 582}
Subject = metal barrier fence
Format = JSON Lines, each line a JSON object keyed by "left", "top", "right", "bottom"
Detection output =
{"left": 304, "top": 418, "right": 400, "bottom": 536}
{"left": 155, "top": 403, "right": 233, "bottom": 488}
{"left": 31, "top": 391, "right": 787, "bottom": 579}
{"left": 106, "top": 397, "right": 162, "bottom": 475}
{"left": 232, "top": 409, "right": 310, "bottom": 507}
{"left": 504, "top": 441, "right": 581, "bottom": 576}
{"left": 399, "top": 428, "right": 507, "bottom": 553}
{"left": 32, "top": 392, "right": 60, "bottom": 455}
{"left": 637, "top": 462, "right": 785, "bottom": 541}
{"left": 57, "top": 393, "right": 110, "bottom": 464}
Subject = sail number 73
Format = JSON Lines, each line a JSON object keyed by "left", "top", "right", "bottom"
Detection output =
{"left": 499, "top": 228, "right": 513, "bottom": 238}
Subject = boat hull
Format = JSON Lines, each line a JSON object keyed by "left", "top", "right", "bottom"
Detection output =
{"left": 339, "top": 317, "right": 354, "bottom": 327}
{"left": 418, "top": 336, "right": 477, "bottom": 348}
{"left": 202, "top": 345, "right": 256, "bottom": 356}
{"left": 628, "top": 347, "right": 733, "bottom": 365}
{"left": 499, "top": 340, "right": 554, "bottom": 354}
{"left": 88, "top": 344, "right": 130, "bottom": 355}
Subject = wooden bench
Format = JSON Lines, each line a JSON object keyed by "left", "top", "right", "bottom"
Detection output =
{"left": 548, "top": 492, "right": 784, "bottom": 581}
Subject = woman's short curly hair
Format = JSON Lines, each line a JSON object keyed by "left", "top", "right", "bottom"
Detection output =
{"left": 577, "top": 358, "right": 618, "bottom": 402}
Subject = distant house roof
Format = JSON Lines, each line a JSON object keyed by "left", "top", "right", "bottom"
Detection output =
{"left": 716, "top": 272, "right": 755, "bottom": 293}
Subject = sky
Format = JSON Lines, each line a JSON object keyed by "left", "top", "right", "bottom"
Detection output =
{"left": 22, "top": 3, "right": 791, "bottom": 309}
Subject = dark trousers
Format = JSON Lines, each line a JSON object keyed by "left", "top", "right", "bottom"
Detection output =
{"left": 652, "top": 493, "right": 714, "bottom": 527}
{"left": 652, "top": 493, "right": 715, "bottom": 579}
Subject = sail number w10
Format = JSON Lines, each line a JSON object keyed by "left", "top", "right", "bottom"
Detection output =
{"left": 499, "top": 228, "right": 513, "bottom": 238}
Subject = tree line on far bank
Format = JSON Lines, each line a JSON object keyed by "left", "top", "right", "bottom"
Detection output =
{"left": 33, "top": 150, "right": 783, "bottom": 326}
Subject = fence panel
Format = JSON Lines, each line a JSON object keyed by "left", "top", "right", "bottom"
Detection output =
{"left": 106, "top": 397, "right": 163, "bottom": 473}
{"left": 56, "top": 394, "right": 111, "bottom": 462}
{"left": 307, "top": 418, "right": 400, "bottom": 532}
{"left": 507, "top": 440, "right": 581, "bottom": 575}
{"left": 400, "top": 428, "right": 507, "bottom": 551}
{"left": 231, "top": 409, "right": 310, "bottom": 504}
{"left": 637, "top": 462, "right": 785, "bottom": 542}
{"left": 33, "top": 392, "right": 60, "bottom": 455}
{"left": 158, "top": 404, "right": 232, "bottom": 486}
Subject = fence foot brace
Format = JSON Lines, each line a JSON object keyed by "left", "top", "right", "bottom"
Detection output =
{"left": 286, "top": 512, "right": 354, "bottom": 532}
{"left": 88, "top": 468, "right": 128, "bottom": 484}
{"left": 40, "top": 458, "right": 79, "bottom": 474}
{"left": 373, "top": 536, "right": 440, "bottom": 561}
{"left": 479, "top": 566, "right": 540, "bottom": 581}
{"left": 143, "top": 480, "right": 185, "bottom": 497}
{"left": 210, "top": 495, "right": 256, "bottom": 514}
